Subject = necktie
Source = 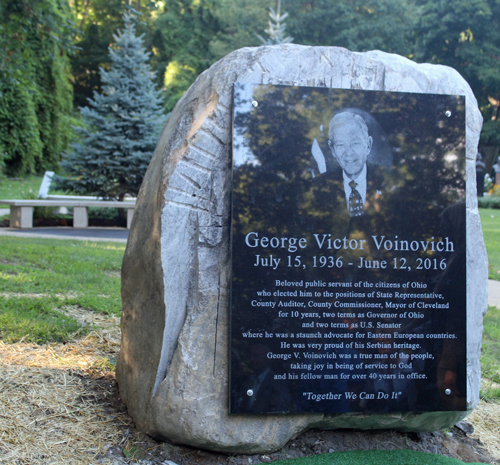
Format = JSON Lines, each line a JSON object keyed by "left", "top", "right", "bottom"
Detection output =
{"left": 349, "top": 180, "right": 363, "bottom": 217}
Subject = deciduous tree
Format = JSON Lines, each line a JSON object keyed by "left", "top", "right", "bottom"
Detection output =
{"left": 413, "top": 0, "right": 500, "bottom": 149}
{"left": 0, "top": 0, "right": 74, "bottom": 175}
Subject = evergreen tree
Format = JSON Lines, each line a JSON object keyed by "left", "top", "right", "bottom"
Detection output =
{"left": 58, "top": 13, "right": 165, "bottom": 200}
{"left": 257, "top": 0, "right": 293, "bottom": 45}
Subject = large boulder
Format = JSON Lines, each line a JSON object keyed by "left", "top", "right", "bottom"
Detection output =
{"left": 116, "top": 45, "right": 487, "bottom": 454}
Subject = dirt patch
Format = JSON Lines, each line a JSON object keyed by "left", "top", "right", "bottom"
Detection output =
{"left": 1, "top": 314, "right": 499, "bottom": 465}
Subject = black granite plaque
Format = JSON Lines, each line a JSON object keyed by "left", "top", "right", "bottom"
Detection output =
{"left": 230, "top": 84, "right": 466, "bottom": 414}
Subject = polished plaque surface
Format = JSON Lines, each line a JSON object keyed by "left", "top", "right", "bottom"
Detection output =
{"left": 230, "top": 84, "right": 466, "bottom": 414}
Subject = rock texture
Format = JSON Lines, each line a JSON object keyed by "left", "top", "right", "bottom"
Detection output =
{"left": 116, "top": 45, "right": 487, "bottom": 454}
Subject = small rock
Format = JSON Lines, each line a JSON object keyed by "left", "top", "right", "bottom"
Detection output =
{"left": 455, "top": 420, "right": 474, "bottom": 434}
{"left": 260, "top": 455, "right": 272, "bottom": 463}
{"left": 445, "top": 432, "right": 453, "bottom": 438}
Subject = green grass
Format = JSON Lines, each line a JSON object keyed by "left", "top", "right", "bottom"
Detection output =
{"left": 0, "top": 236, "right": 124, "bottom": 343}
{"left": 0, "top": 237, "right": 124, "bottom": 314}
{"left": 271, "top": 450, "right": 483, "bottom": 465}
{"left": 479, "top": 208, "right": 500, "bottom": 280}
{"left": 0, "top": 206, "right": 498, "bottom": 392}
{"left": 481, "top": 305, "right": 500, "bottom": 401}
{"left": 0, "top": 296, "right": 87, "bottom": 344}
{"left": 0, "top": 175, "right": 44, "bottom": 207}
{"left": 477, "top": 209, "right": 500, "bottom": 400}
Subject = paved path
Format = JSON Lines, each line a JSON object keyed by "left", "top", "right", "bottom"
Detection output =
{"left": 0, "top": 226, "right": 128, "bottom": 242}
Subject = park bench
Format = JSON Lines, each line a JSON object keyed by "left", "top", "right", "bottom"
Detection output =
{"left": 0, "top": 199, "right": 136, "bottom": 229}
{"left": 1, "top": 171, "right": 137, "bottom": 229}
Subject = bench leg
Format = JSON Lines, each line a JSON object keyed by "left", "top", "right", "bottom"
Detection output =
{"left": 10, "top": 206, "right": 33, "bottom": 229}
{"left": 74, "top": 207, "right": 88, "bottom": 228}
{"left": 127, "top": 208, "right": 134, "bottom": 229}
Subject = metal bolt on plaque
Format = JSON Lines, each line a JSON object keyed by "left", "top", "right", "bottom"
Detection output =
{"left": 445, "top": 110, "right": 452, "bottom": 117}
{"left": 252, "top": 101, "right": 258, "bottom": 107}
{"left": 445, "top": 389, "right": 452, "bottom": 396}
{"left": 247, "top": 389, "right": 254, "bottom": 396}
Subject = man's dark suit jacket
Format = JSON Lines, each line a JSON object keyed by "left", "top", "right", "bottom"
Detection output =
{"left": 301, "top": 163, "right": 387, "bottom": 237}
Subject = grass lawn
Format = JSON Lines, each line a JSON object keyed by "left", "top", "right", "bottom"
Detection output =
{"left": 479, "top": 208, "right": 500, "bottom": 280}
{"left": 0, "top": 236, "right": 124, "bottom": 343}
{"left": 271, "top": 450, "right": 484, "bottom": 465}
{"left": 482, "top": 305, "right": 500, "bottom": 401}
{"left": 0, "top": 210, "right": 498, "bottom": 384}
{"left": 0, "top": 295, "right": 84, "bottom": 343}
{"left": 479, "top": 208, "right": 500, "bottom": 400}
{"left": 0, "top": 211, "right": 498, "bottom": 464}
{"left": 0, "top": 175, "right": 44, "bottom": 208}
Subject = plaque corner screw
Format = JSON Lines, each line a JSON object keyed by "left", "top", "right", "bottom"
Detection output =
{"left": 445, "top": 110, "right": 451, "bottom": 117}
{"left": 252, "top": 101, "right": 258, "bottom": 107}
{"left": 246, "top": 389, "right": 254, "bottom": 396}
{"left": 445, "top": 388, "right": 451, "bottom": 395}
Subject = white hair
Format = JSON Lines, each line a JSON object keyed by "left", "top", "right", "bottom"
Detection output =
{"left": 329, "top": 112, "right": 369, "bottom": 142}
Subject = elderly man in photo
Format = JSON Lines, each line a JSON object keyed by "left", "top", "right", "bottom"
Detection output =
{"left": 327, "top": 112, "right": 374, "bottom": 217}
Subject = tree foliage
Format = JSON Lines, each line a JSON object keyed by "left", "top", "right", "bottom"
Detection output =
{"left": 0, "top": 0, "right": 74, "bottom": 175}
{"left": 149, "top": 0, "right": 221, "bottom": 110}
{"left": 207, "top": 0, "right": 271, "bottom": 57}
{"left": 150, "top": 0, "right": 271, "bottom": 110}
{"left": 286, "top": 0, "right": 417, "bottom": 55}
{"left": 152, "top": 0, "right": 419, "bottom": 112}
{"left": 70, "top": 0, "right": 163, "bottom": 108}
{"left": 2, "top": 0, "right": 500, "bottom": 177}
{"left": 412, "top": 0, "right": 500, "bottom": 146}
{"left": 57, "top": 13, "right": 165, "bottom": 200}
{"left": 150, "top": 0, "right": 499, "bottom": 147}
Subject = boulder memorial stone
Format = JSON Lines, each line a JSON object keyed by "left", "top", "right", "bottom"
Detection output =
{"left": 117, "top": 45, "right": 487, "bottom": 454}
